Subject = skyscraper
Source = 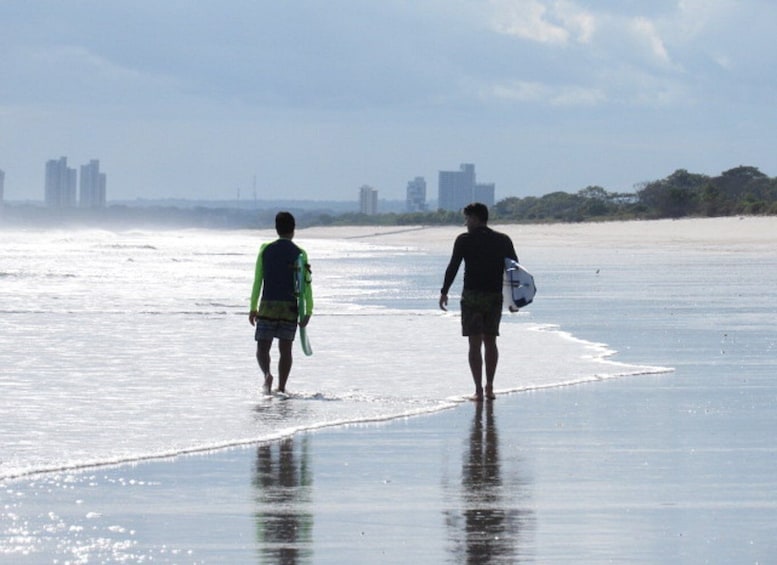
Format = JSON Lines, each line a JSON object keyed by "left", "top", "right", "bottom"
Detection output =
{"left": 437, "top": 163, "right": 495, "bottom": 211}
{"left": 473, "top": 182, "right": 495, "bottom": 206}
{"left": 79, "top": 159, "right": 107, "bottom": 208}
{"left": 359, "top": 185, "right": 378, "bottom": 215}
{"left": 45, "top": 157, "right": 77, "bottom": 208}
{"left": 406, "top": 176, "right": 427, "bottom": 212}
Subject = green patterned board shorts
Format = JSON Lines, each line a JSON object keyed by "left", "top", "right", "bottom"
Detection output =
{"left": 255, "top": 300, "right": 298, "bottom": 341}
{"left": 460, "top": 290, "right": 503, "bottom": 337}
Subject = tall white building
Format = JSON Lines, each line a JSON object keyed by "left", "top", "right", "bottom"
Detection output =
{"left": 79, "top": 159, "right": 107, "bottom": 208}
{"left": 437, "top": 163, "right": 495, "bottom": 212}
{"left": 45, "top": 157, "right": 77, "bottom": 208}
{"left": 359, "top": 185, "right": 378, "bottom": 215}
{"left": 406, "top": 176, "right": 427, "bottom": 212}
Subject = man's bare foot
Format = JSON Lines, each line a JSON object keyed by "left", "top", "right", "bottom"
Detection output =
{"left": 485, "top": 385, "right": 496, "bottom": 400}
{"left": 470, "top": 388, "right": 484, "bottom": 402}
{"left": 262, "top": 374, "right": 273, "bottom": 395}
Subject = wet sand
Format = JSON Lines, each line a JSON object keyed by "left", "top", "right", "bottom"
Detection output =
{"left": 5, "top": 372, "right": 775, "bottom": 563}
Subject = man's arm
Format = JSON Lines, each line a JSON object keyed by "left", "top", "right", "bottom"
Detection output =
{"left": 439, "top": 237, "right": 464, "bottom": 311}
{"left": 506, "top": 235, "right": 518, "bottom": 262}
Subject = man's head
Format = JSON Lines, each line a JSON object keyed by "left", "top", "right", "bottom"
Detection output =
{"left": 275, "top": 211, "right": 296, "bottom": 237}
{"left": 463, "top": 202, "right": 488, "bottom": 229}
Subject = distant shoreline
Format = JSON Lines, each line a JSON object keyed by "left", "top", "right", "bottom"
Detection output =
{"left": 298, "top": 216, "right": 777, "bottom": 255}
{"left": 3, "top": 201, "right": 776, "bottom": 234}
{"left": 4, "top": 208, "right": 776, "bottom": 255}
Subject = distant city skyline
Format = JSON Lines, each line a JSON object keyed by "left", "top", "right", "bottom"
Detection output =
{"left": 44, "top": 157, "right": 107, "bottom": 209}
{"left": 4, "top": 157, "right": 503, "bottom": 215}
{"left": 2, "top": 3, "right": 775, "bottom": 203}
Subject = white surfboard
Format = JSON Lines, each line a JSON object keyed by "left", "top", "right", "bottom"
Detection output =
{"left": 503, "top": 257, "right": 536, "bottom": 311}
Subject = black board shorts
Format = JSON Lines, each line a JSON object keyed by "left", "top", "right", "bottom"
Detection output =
{"left": 255, "top": 300, "right": 298, "bottom": 341}
{"left": 460, "top": 290, "right": 503, "bottom": 337}
{"left": 255, "top": 318, "right": 297, "bottom": 341}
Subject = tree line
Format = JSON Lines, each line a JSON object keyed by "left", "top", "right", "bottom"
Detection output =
{"left": 309, "top": 165, "right": 777, "bottom": 227}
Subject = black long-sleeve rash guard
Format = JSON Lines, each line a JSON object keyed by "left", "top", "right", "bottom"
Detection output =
{"left": 440, "top": 226, "right": 518, "bottom": 295}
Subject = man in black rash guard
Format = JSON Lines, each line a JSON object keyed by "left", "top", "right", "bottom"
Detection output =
{"left": 439, "top": 203, "right": 518, "bottom": 401}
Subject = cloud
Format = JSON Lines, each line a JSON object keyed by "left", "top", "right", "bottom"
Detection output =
{"left": 0, "top": 41, "right": 194, "bottom": 116}
{"left": 629, "top": 17, "right": 676, "bottom": 69}
{"left": 484, "top": 80, "right": 605, "bottom": 107}
{"left": 554, "top": 0, "right": 596, "bottom": 43}
{"left": 490, "top": 0, "right": 572, "bottom": 44}
{"left": 489, "top": 0, "right": 596, "bottom": 45}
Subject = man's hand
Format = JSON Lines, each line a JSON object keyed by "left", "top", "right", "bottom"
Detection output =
{"left": 248, "top": 311, "right": 258, "bottom": 326}
{"left": 299, "top": 314, "right": 311, "bottom": 328}
{"left": 439, "top": 293, "right": 448, "bottom": 311}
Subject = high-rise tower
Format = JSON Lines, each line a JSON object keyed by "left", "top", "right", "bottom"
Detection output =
{"left": 79, "top": 160, "right": 107, "bottom": 208}
{"left": 45, "top": 157, "right": 77, "bottom": 208}
{"left": 437, "top": 163, "right": 495, "bottom": 211}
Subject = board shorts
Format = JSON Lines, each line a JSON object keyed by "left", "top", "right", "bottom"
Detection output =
{"left": 460, "top": 289, "right": 503, "bottom": 337}
{"left": 255, "top": 300, "right": 298, "bottom": 342}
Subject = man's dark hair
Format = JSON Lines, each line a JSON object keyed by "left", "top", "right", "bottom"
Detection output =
{"left": 463, "top": 202, "right": 489, "bottom": 223}
{"left": 275, "top": 211, "right": 296, "bottom": 236}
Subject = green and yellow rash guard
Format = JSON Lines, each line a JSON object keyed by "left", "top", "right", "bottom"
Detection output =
{"left": 250, "top": 238, "right": 313, "bottom": 320}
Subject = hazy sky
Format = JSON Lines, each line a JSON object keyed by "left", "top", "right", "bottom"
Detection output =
{"left": 2, "top": 1, "right": 775, "bottom": 203}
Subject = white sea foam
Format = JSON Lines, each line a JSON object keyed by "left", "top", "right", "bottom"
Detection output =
{"left": 0, "top": 228, "right": 668, "bottom": 480}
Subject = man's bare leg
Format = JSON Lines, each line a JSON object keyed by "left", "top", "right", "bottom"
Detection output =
{"left": 257, "top": 339, "right": 273, "bottom": 394}
{"left": 483, "top": 334, "right": 498, "bottom": 400}
{"left": 277, "top": 339, "right": 293, "bottom": 393}
{"left": 468, "top": 334, "right": 484, "bottom": 401}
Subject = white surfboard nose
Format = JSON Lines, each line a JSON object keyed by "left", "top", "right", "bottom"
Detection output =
{"left": 504, "top": 257, "right": 537, "bottom": 310}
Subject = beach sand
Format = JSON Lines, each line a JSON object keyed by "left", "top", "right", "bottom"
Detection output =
{"left": 299, "top": 216, "right": 777, "bottom": 252}
{"left": 3, "top": 217, "right": 777, "bottom": 563}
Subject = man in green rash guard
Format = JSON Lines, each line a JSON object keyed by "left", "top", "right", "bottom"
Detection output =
{"left": 439, "top": 202, "right": 518, "bottom": 402}
{"left": 249, "top": 212, "right": 313, "bottom": 395}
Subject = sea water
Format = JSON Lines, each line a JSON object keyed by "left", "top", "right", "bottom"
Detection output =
{"left": 0, "top": 227, "right": 666, "bottom": 481}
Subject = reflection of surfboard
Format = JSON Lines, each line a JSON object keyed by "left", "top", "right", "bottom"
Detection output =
{"left": 503, "top": 257, "right": 536, "bottom": 311}
{"left": 295, "top": 253, "right": 313, "bottom": 356}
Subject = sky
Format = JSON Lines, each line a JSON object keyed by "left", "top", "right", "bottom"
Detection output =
{"left": 2, "top": 0, "right": 776, "bottom": 203}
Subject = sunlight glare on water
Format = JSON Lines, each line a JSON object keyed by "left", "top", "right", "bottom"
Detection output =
{"left": 0, "top": 228, "right": 667, "bottom": 480}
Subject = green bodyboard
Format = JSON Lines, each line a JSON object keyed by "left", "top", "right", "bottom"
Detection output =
{"left": 296, "top": 254, "right": 313, "bottom": 356}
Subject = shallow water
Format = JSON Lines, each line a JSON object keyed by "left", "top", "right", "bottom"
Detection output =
{"left": 0, "top": 228, "right": 662, "bottom": 480}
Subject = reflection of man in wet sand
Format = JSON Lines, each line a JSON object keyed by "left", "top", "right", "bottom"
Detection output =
{"left": 449, "top": 402, "right": 525, "bottom": 562}
{"left": 253, "top": 437, "right": 313, "bottom": 562}
{"left": 463, "top": 402, "right": 509, "bottom": 560}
